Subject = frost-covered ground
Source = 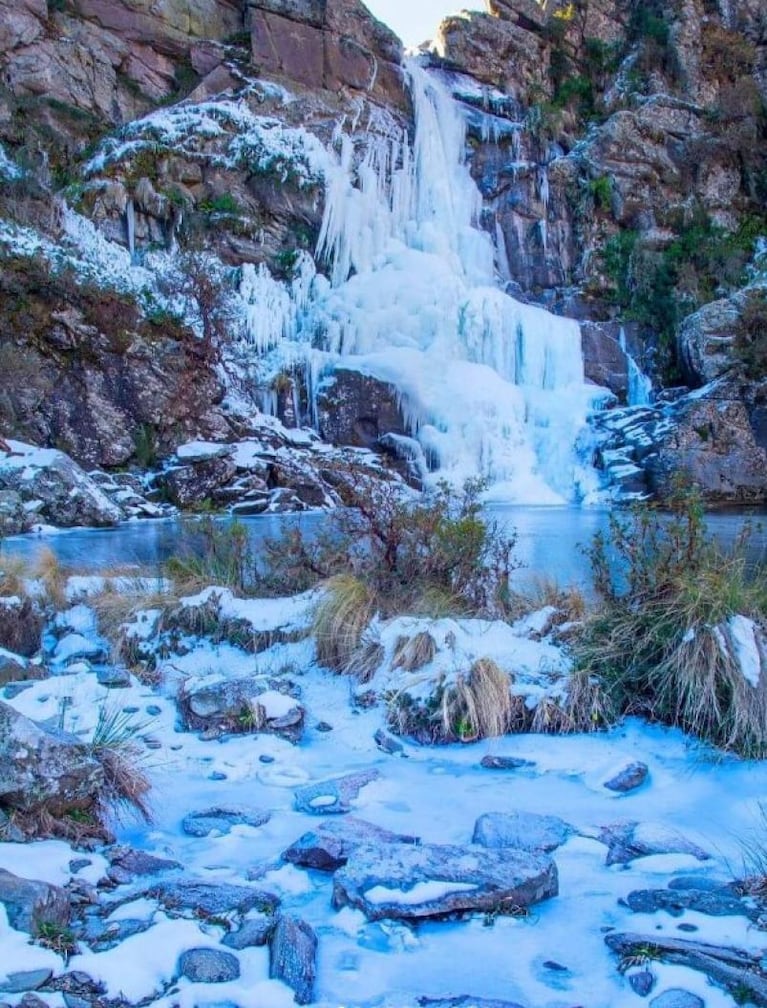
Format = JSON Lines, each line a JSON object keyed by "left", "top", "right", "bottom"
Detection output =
{"left": 1, "top": 575, "right": 766, "bottom": 1008}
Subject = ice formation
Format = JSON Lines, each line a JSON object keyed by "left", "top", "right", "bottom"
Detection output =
{"left": 240, "top": 60, "right": 609, "bottom": 503}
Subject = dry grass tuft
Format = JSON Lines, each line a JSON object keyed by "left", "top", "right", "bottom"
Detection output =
{"left": 391, "top": 631, "right": 437, "bottom": 673}
{"left": 88, "top": 707, "right": 153, "bottom": 824}
{"left": 0, "top": 553, "right": 27, "bottom": 596}
{"left": 35, "top": 547, "right": 68, "bottom": 609}
{"left": 505, "top": 575, "right": 586, "bottom": 625}
{"left": 440, "top": 658, "right": 515, "bottom": 742}
{"left": 313, "top": 574, "right": 376, "bottom": 673}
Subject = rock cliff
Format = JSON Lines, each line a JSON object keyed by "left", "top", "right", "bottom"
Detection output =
{"left": 0, "top": 0, "right": 765, "bottom": 510}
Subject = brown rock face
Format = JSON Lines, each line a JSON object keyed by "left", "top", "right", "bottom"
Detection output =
{"left": 248, "top": 0, "right": 406, "bottom": 108}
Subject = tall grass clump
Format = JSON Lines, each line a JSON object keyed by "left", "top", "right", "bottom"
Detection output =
{"left": 87, "top": 706, "right": 152, "bottom": 824}
{"left": 165, "top": 517, "right": 252, "bottom": 594}
{"left": 576, "top": 483, "right": 767, "bottom": 756}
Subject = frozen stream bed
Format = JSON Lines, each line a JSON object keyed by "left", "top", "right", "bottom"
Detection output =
{"left": 2, "top": 579, "right": 767, "bottom": 1008}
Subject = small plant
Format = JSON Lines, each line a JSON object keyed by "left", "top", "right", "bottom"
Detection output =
{"left": 35, "top": 921, "right": 78, "bottom": 958}
{"left": 313, "top": 574, "right": 375, "bottom": 673}
{"left": 165, "top": 517, "right": 252, "bottom": 594}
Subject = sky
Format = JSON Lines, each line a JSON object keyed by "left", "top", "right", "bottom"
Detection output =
{"left": 364, "top": 1, "right": 481, "bottom": 48}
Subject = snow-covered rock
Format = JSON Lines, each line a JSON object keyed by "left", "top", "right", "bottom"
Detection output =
{"left": 332, "top": 842, "right": 558, "bottom": 921}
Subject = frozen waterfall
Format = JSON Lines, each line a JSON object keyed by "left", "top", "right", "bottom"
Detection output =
{"left": 249, "top": 60, "right": 608, "bottom": 503}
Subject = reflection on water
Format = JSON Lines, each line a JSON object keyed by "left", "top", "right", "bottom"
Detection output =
{"left": 2, "top": 506, "right": 765, "bottom": 590}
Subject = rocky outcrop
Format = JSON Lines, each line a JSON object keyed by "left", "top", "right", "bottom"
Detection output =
{"left": 249, "top": 0, "right": 406, "bottom": 110}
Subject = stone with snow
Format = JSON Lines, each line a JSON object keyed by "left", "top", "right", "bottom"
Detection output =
{"left": 480, "top": 755, "right": 535, "bottom": 770}
{"left": 418, "top": 1000, "right": 525, "bottom": 1008}
{"left": 149, "top": 880, "right": 279, "bottom": 919}
{"left": 600, "top": 822, "right": 711, "bottom": 866}
{"left": 222, "top": 914, "right": 275, "bottom": 950}
{"left": 175, "top": 441, "right": 234, "bottom": 463}
{"left": 178, "top": 675, "right": 305, "bottom": 742}
{"left": 333, "top": 842, "right": 558, "bottom": 921}
{"left": 0, "top": 970, "right": 52, "bottom": 995}
{"left": 182, "top": 806, "right": 271, "bottom": 837}
{"left": 293, "top": 769, "right": 380, "bottom": 815}
{"left": 269, "top": 915, "right": 317, "bottom": 1006}
{"left": 472, "top": 811, "right": 574, "bottom": 853}
{"left": 283, "top": 816, "right": 420, "bottom": 871}
{"left": 178, "top": 948, "right": 240, "bottom": 984}
{"left": 0, "top": 701, "right": 104, "bottom": 811}
{"left": 0, "top": 443, "right": 123, "bottom": 529}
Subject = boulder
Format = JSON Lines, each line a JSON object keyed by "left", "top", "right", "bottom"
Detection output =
{"left": 178, "top": 948, "right": 240, "bottom": 983}
{"left": 622, "top": 886, "right": 753, "bottom": 919}
{"left": 222, "top": 913, "right": 275, "bottom": 949}
{"left": 472, "top": 811, "right": 574, "bottom": 853}
{"left": 650, "top": 992, "right": 704, "bottom": 1008}
{"left": 283, "top": 816, "right": 420, "bottom": 871}
{"left": 678, "top": 295, "right": 742, "bottom": 387}
{"left": 159, "top": 456, "right": 237, "bottom": 508}
{"left": 332, "top": 841, "right": 558, "bottom": 921}
{"left": 0, "top": 602, "right": 43, "bottom": 659}
{"left": 0, "top": 701, "right": 104, "bottom": 811}
{"left": 269, "top": 915, "right": 317, "bottom": 1005}
{"left": 316, "top": 369, "right": 408, "bottom": 451}
{"left": 0, "top": 445, "right": 123, "bottom": 528}
{"left": 0, "top": 868, "right": 71, "bottom": 933}
{"left": 293, "top": 769, "right": 380, "bottom": 815}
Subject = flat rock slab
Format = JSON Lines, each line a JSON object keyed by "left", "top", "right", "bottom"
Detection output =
{"left": 480, "top": 755, "right": 535, "bottom": 770}
{"left": 472, "top": 811, "right": 574, "bottom": 853}
{"left": 0, "top": 970, "right": 52, "bottom": 994}
{"left": 294, "top": 769, "right": 380, "bottom": 815}
{"left": 650, "top": 991, "right": 704, "bottom": 1008}
{"left": 604, "top": 761, "right": 649, "bottom": 793}
{"left": 178, "top": 947, "right": 240, "bottom": 983}
{"left": 600, "top": 822, "right": 711, "bottom": 866}
{"left": 0, "top": 868, "right": 71, "bottom": 933}
{"left": 269, "top": 915, "right": 317, "bottom": 1006}
{"left": 624, "top": 887, "right": 754, "bottom": 919}
{"left": 332, "top": 842, "right": 558, "bottom": 921}
{"left": 149, "top": 880, "right": 279, "bottom": 919}
{"left": 283, "top": 816, "right": 420, "bottom": 871}
{"left": 107, "top": 848, "right": 182, "bottom": 879}
{"left": 419, "top": 999, "right": 526, "bottom": 1008}
{"left": 182, "top": 806, "right": 271, "bottom": 837}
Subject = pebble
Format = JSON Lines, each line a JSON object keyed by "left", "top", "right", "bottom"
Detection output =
{"left": 259, "top": 755, "right": 275, "bottom": 764}
{"left": 209, "top": 771, "right": 227, "bottom": 781}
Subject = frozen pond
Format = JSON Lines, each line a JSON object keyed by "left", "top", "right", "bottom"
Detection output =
{"left": 3, "top": 505, "right": 766, "bottom": 588}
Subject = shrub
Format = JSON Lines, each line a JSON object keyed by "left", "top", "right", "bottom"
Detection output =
{"left": 734, "top": 289, "right": 767, "bottom": 379}
{"left": 575, "top": 484, "right": 767, "bottom": 756}
{"left": 88, "top": 706, "right": 152, "bottom": 823}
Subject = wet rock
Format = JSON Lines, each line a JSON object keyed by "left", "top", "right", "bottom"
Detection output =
{"left": 472, "top": 811, "right": 573, "bottom": 853}
{"left": 222, "top": 913, "right": 275, "bottom": 949}
{"left": 294, "top": 769, "right": 380, "bottom": 815}
{"left": 178, "top": 947, "right": 240, "bottom": 983}
{"left": 333, "top": 841, "right": 558, "bottom": 921}
{"left": 623, "top": 887, "right": 752, "bottom": 919}
{"left": 650, "top": 991, "right": 704, "bottom": 1008}
{"left": 480, "top": 755, "right": 535, "bottom": 770}
{"left": 182, "top": 806, "right": 271, "bottom": 837}
{"left": 283, "top": 816, "right": 420, "bottom": 871}
{"left": 599, "top": 822, "right": 711, "bottom": 866}
{"left": 604, "top": 762, "right": 649, "bottom": 793}
{"left": 373, "top": 729, "right": 404, "bottom": 755}
{"left": 150, "top": 880, "right": 279, "bottom": 919}
{"left": 629, "top": 970, "right": 656, "bottom": 996}
{"left": 0, "top": 701, "right": 104, "bottom": 811}
{"left": 0, "top": 970, "right": 52, "bottom": 994}
{"left": 107, "top": 847, "right": 182, "bottom": 879}
{"left": 0, "top": 868, "right": 71, "bottom": 933}
{"left": 269, "top": 915, "right": 317, "bottom": 1006}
